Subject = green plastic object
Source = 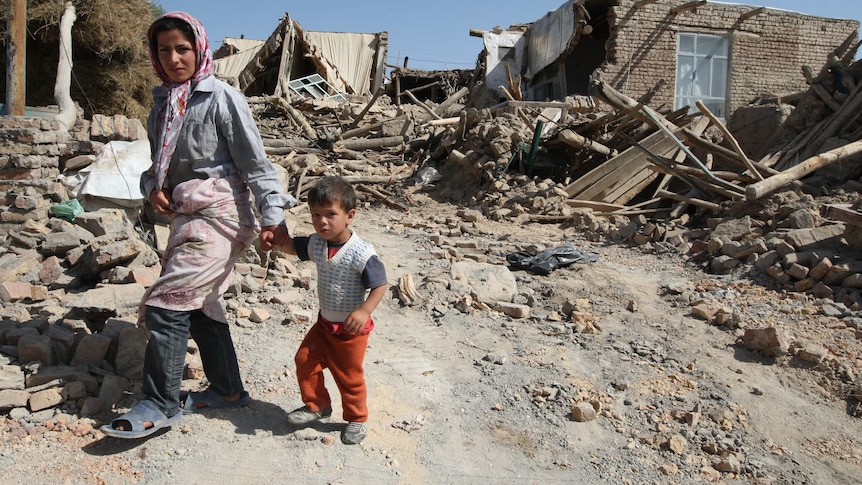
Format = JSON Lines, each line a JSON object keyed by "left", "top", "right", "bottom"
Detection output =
{"left": 50, "top": 198, "right": 84, "bottom": 222}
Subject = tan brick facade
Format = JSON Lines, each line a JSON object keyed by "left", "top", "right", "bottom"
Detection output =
{"left": 600, "top": 0, "right": 859, "bottom": 115}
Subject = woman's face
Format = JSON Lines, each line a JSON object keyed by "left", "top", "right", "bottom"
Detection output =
{"left": 156, "top": 28, "right": 196, "bottom": 83}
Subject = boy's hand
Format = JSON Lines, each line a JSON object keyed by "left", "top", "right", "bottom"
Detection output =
{"left": 343, "top": 309, "right": 371, "bottom": 335}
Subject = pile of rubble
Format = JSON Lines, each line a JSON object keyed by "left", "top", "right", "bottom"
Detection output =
{"left": 3, "top": 41, "right": 862, "bottom": 427}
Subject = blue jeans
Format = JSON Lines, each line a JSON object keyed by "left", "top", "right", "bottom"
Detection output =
{"left": 142, "top": 306, "right": 244, "bottom": 417}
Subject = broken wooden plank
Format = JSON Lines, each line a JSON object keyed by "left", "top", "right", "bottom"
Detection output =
{"left": 347, "top": 86, "right": 384, "bottom": 131}
{"left": 563, "top": 129, "right": 678, "bottom": 198}
{"left": 357, "top": 184, "right": 408, "bottom": 211}
{"left": 338, "top": 135, "right": 408, "bottom": 151}
{"left": 656, "top": 189, "right": 720, "bottom": 211}
{"left": 269, "top": 96, "right": 318, "bottom": 140}
{"left": 433, "top": 86, "right": 469, "bottom": 116}
{"left": 558, "top": 129, "right": 615, "bottom": 156}
{"left": 801, "top": 65, "right": 843, "bottom": 112}
{"left": 746, "top": 139, "right": 862, "bottom": 200}
{"left": 695, "top": 100, "right": 764, "bottom": 180}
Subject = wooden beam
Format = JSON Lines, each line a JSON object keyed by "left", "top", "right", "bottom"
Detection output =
{"left": 801, "top": 65, "right": 842, "bottom": 112}
{"left": 746, "top": 139, "right": 862, "bottom": 200}
{"left": 657, "top": 189, "right": 721, "bottom": 211}
{"left": 740, "top": 7, "right": 765, "bottom": 21}
{"left": 633, "top": 0, "right": 660, "bottom": 8}
{"left": 6, "top": 0, "right": 26, "bottom": 116}
{"left": 671, "top": 1, "right": 707, "bottom": 15}
{"left": 695, "top": 100, "right": 764, "bottom": 180}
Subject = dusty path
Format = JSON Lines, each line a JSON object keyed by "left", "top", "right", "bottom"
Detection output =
{"left": 2, "top": 198, "right": 862, "bottom": 484}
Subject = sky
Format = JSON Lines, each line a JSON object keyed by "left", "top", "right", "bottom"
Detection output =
{"left": 155, "top": 1, "right": 862, "bottom": 71}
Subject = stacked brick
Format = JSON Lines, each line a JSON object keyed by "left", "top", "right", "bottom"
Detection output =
{"left": 603, "top": 0, "right": 858, "bottom": 116}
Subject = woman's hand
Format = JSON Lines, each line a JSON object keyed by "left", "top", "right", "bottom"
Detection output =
{"left": 150, "top": 189, "right": 173, "bottom": 215}
{"left": 260, "top": 223, "right": 289, "bottom": 252}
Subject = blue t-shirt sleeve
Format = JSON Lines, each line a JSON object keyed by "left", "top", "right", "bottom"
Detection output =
{"left": 362, "top": 255, "right": 387, "bottom": 289}
{"left": 294, "top": 236, "right": 311, "bottom": 261}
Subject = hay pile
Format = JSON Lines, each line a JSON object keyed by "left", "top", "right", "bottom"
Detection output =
{"left": 0, "top": 0, "right": 159, "bottom": 121}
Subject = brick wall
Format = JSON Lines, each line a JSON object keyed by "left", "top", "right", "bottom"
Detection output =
{"left": 601, "top": 0, "right": 859, "bottom": 114}
{"left": 0, "top": 114, "right": 146, "bottom": 228}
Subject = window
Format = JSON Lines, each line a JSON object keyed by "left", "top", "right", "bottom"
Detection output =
{"left": 675, "top": 33, "right": 729, "bottom": 118}
{"left": 498, "top": 46, "right": 517, "bottom": 63}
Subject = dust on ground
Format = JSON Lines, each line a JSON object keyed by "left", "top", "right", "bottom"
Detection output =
{"left": 2, "top": 189, "right": 862, "bottom": 484}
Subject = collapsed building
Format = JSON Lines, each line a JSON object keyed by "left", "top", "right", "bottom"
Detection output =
{"left": 3, "top": 0, "right": 862, "bottom": 451}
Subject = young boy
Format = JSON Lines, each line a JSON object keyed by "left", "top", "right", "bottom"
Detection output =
{"left": 271, "top": 176, "right": 388, "bottom": 445}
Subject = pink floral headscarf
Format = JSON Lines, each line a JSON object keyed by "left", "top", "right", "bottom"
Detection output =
{"left": 147, "top": 12, "right": 214, "bottom": 191}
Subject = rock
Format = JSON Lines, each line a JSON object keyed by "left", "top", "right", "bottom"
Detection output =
{"left": 450, "top": 260, "right": 517, "bottom": 305}
{"left": 658, "top": 463, "right": 679, "bottom": 476}
{"left": 98, "top": 374, "right": 128, "bottom": 408}
{"left": 69, "top": 334, "right": 111, "bottom": 367}
{"left": 0, "top": 364, "right": 25, "bottom": 390}
{"left": 797, "top": 343, "right": 827, "bottom": 363}
{"left": 571, "top": 401, "right": 597, "bottom": 422}
{"left": 0, "top": 389, "right": 30, "bottom": 411}
{"left": 250, "top": 307, "right": 271, "bottom": 323}
{"left": 115, "top": 326, "right": 147, "bottom": 379}
{"left": 742, "top": 327, "right": 790, "bottom": 357}
{"left": 29, "top": 388, "right": 64, "bottom": 411}
{"left": 667, "top": 434, "right": 687, "bottom": 454}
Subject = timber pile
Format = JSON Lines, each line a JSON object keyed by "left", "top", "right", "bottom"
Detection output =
{"left": 237, "top": 42, "right": 862, "bottom": 306}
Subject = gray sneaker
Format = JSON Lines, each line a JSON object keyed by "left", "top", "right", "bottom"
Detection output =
{"left": 341, "top": 422, "right": 367, "bottom": 445}
{"left": 287, "top": 405, "right": 332, "bottom": 425}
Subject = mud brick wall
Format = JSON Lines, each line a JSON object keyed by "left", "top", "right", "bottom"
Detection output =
{"left": 603, "top": 0, "right": 859, "bottom": 114}
{"left": 0, "top": 114, "right": 145, "bottom": 228}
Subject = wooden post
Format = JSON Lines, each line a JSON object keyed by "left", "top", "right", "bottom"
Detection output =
{"left": 746, "top": 139, "right": 862, "bottom": 200}
{"left": 695, "top": 100, "right": 763, "bottom": 180}
{"left": 347, "top": 86, "right": 383, "bottom": 131}
{"left": 558, "top": 129, "right": 615, "bottom": 156}
{"left": 6, "top": 0, "right": 26, "bottom": 116}
{"left": 55, "top": 2, "right": 77, "bottom": 130}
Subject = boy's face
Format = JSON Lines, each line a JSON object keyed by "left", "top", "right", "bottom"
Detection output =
{"left": 309, "top": 201, "right": 355, "bottom": 244}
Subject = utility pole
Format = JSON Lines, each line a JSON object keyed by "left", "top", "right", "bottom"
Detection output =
{"left": 6, "top": 0, "right": 26, "bottom": 116}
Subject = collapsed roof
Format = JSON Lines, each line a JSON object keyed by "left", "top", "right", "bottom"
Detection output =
{"left": 213, "top": 13, "right": 388, "bottom": 100}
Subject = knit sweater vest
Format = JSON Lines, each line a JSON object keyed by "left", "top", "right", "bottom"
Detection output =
{"left": 308, "top": 231, "right": 377, "bottom": 322}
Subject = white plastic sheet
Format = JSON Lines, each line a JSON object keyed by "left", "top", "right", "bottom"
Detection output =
{"left": 77, "top": 140, "right": 152, "bottom": 207}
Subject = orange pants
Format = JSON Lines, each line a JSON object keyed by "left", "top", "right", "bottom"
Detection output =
{"left": 294, "top": 322, "right": 369, "bottom": 422}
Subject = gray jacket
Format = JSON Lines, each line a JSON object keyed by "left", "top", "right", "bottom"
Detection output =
{"left": 141, "top": 76, "right": 295, "bottom": 226}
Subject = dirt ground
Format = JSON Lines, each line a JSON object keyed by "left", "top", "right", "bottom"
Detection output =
{"left": 2, "top": 188, "right": 862, "bottom": 484}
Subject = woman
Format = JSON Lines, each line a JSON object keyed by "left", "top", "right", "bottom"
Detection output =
{"left": 101, "top": 11, "right": 295, "bottom": 439}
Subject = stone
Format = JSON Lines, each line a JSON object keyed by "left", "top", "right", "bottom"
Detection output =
{"left": 61, "top": 380, "right": 87, "bottom": 401}
{"left": 0, "top": 281, "right": 33, "bottom": 303}
{"left": 69, "top": 333, "right": 111, "bottom": 367}
{"left": 115, "top": 326, "right": 147, "bottom": 380}
{"left": 493, "top": 302, "right": 530, "bottom": 319}
{"left": 450, "top": 260, "right": 517, "bottom": 305}
{"left": 571, "top": 401, "right": 598, "bottom": 422}
{"left": 18, "top": 334, "right": 54, "bottom": 365}
{"left": 0, "top": 365, "right": 25, "bottom": 390}
{"left": 667, "top": 434, "right": 687, "bottom": 454}
{"left": 79, "top": 397, "right": 103, "bottom": 416}
{"left": 742, "top": 327, "right": 790, "bottom": 357}
{"left": 0, "top": 389, "right": 30, "bottom": 411}
{"left": 67, "top": 283, "right": 146, "bottom": 315}
{"left": 250, "top": 307, "right": 271, "bottom": 323}
{"left": 29, "top": 388, "right": 64, "bottom": 411}
{"left": 98, "top": 374, "right": 128, "bottom": 408}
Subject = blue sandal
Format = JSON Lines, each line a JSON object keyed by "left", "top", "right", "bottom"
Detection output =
{"left": 182, "top": 388, "right": 250, "bottom": 414}
{"left": 100, "top": 400, "right": 181, "bottom": 439}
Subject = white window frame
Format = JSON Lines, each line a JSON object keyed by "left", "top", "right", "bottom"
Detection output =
{"left": 675, "top": 33, "right": 729, "bottom": 118}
